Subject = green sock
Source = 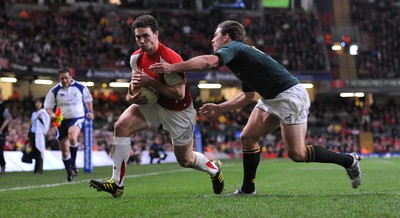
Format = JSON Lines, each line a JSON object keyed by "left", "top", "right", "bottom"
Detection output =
{"left": 241, "top": 147, "right": 261, "bottom": 193}
{"left": 306, "top": 145, "right": 353, "bottom": 168}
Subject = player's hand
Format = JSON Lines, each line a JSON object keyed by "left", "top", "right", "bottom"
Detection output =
{"left": 199, "top": 103, "right": 220, "bottom": 119}
{"left": 126, "top": 82, "right": 149, "bottom": 104}
{"left": 149, "top": 62, "right": 173, "bottom": 75}
{"left": 86, "top": 111, "right": 94, "bottom": 120}
{"left": 132, "top": 69, "right": 153, "bottom": 87}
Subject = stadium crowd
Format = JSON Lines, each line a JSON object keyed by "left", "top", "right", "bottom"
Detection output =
{"left": 0, "top": 5, "right": 326, "bottom": 72}
{"left": 351, "top": 0, "right": 400, "bottom": 78}
{"left": 1, "top": 1, "right": 398, "bottom": 75}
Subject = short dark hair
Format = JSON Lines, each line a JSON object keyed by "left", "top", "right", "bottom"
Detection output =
{"left": 58, "top": 67, "right": 71, "bottom": 76}
{"left": 131, "top": 15, "right": 158, "bottom": 33}
{"left": 34, "top": 98, "right": 43, "bottom": 104}
{"left": 217, "top": 20, "right": 246, "bottom": 42}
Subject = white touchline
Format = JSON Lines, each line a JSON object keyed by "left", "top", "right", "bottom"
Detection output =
{"left": 0, "top": 163, "right": 235, "bottom": 193}
{"left": 0, "top": 168, "right": 190, "bottom": 193}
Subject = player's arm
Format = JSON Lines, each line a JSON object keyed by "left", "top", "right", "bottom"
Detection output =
{"left": 132, "top": 70, "right": 186, "bottom": 100}
{"left": 149, "top": 55, "right": 220, "bottom": 74}
{"left": 85, "top": 101, "right": 93, "bottom": 113}
{"left": 85, "top": 101, "right": 94, "bottom": 120}
{"left": 82, "top": 86, "right": 95, "bottom": 119}
{"left": 199, "top": 91, "right": 258, "bottom": 118}
{"left": 146, "top": 77, "right": 186, "bottom": 100}
{"left": 44, "top": 91, "right": 56, "bottom": 118}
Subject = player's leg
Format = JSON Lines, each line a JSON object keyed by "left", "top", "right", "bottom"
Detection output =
{"left": 113, "top": 105, "right": 148, "bottom": 184}
{"left": 150, "top": 155, "right": 154, "bottom": 164}
{"left": 0, "top": 134, "right": 5, "bottom": 173}
{"left": 56, "top": 121, "right": 73, "bottom": 181}
{"left": 281, "top": 123, "right": 361, "bottom": 188}
{"left": 278, "top": 83, "right": 361, "bottom": 188}
{"left": 164, "top": 103, "right": 224, "bottom": 194}
{"left": 35, "top": 132, "right": 46, "bottom": 174}
{"left": 173, "top": 140, "right": 218, "bottom": 175}
{"left": 89, "top": 104, "right": 148, "bottom": 197}
{"left": 173, "top": 140, "right": 223, "bottom": 194}
{"left": 29, "top": 131, "right": 39, "bottom": 174}
{"left": 236, "top": 107, "right": 280, "bottom": 194}
{"left": 32, "top": 145, "right": 42, "bottom": 174}
{"left": 68, "top": 125, "right": 81, "bottom": 176}
{"left": 60, "top": 137, "right": 73, "bottom": 182}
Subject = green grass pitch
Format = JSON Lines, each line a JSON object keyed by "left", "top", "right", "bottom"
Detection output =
{"left": 0, "top": 158, "right": 399, "bottom": 217}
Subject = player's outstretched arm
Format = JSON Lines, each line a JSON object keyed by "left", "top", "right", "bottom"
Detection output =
{"left": 149, "top": 55, "right": 220, "bottom": 74}
{"left": 199, "top": 91, "right": 258, "bottom": 118}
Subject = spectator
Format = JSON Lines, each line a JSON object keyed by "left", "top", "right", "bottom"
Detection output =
{"left": 0, "top": 95, "right": 11, "bottom": 173}
{"left": 149, "top": 135, "right": 167, "bottom": 164}
{"left": 29, "top": 98, "right": 51, "bottom": 174}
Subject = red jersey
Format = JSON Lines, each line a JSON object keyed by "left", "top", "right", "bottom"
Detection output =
{"left": 130, "top": 43, "right": 192, "bottom": 111}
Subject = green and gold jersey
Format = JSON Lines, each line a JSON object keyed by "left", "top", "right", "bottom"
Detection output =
{"left": 214, "top": 40, "right": 299, "bottom": 99}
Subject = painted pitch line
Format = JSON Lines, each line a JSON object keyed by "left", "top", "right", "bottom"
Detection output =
{"left": 0, "top": 168, "right": 190, "bottom": 192}
{"left": 0, "top": 163, "right": 236, "bottom": 193}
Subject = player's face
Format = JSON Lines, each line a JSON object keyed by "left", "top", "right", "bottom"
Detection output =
{"left": 211, "top": 28, "right": 226, "bottom": 52}
{"left": 35, "top": 101, "right": 42, "bottom": 110}
{"left": 59, "top": 72, "right": 72, "bottom": 87}
{"left": 134, "top": 27, "right": 158, "bottom": 55}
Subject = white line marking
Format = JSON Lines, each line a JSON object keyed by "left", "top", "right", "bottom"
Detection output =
{"left": 0, "top": 163, "right": 236, "bottom": 193}
{"left": 0, "top": 168, "right": 190, "bottom": 192}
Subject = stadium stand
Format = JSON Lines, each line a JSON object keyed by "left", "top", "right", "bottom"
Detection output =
{"left": 0, "top": 4, "right": 326, "bottom": 72}
{"left": 351, "top": 0, "right": 400, "bottom": 78}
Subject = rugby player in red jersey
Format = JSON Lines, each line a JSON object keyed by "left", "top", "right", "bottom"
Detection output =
{"left": 89, "top": 15, "right": 224, "bottom": 197}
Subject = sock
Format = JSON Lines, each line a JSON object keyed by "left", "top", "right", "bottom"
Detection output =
{"left": 112, "top": 137, "right": 131, "bottom": 186}
{"left": 70, "top": 143, "right": 78, "bottom": 167}
{"left": 192, "top": 151, "right": 218, "bottom": 176}
{"left": 62, "top": 155, "right": 72, "bottom": 176}
{"left": 241, "top": 147, "right": 261, "bottom": 193}
{"left": 306, "top": 145, "right": 354, "bottom": 168}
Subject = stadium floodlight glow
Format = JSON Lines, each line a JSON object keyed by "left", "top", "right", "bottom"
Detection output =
{"left": 81, "top": 81, "right": 94, "bottom": 87}
{"left": 34, "top": 79, "right": 53, "bottom": 85}
{"left": 109, "top": 82, "right": 130, "bottom": 88}
{"left": 109, "top": 0, "right": 121, "bottom": 5}
{"left": 197, "top": 83, "right": 222, "bottom": 89}
{"left": 354, "top": 92, "right": 364, "bottom": 97}
{"left": 331, "top": 45, "right": 342, "bottom": 51}
{"left": 0, "top": 77, "right": 17, "bottom": 83}
{"left": 301, "top": 83, "right": 313, "bottom": 89}
{"left": 349, "top": 45, "right": 358, "bottom": 55}
{"left": 340, "top": 92, "right": 364, "bottom": 98}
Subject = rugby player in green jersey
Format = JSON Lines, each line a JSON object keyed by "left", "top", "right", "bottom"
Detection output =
{"left": 150, "top": 20, "right": 362, "bottom": 195}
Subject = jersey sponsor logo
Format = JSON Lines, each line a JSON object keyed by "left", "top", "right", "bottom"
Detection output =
{"left": 283, "top": 114, "right": 292, "bottom": 123}
{"left": 59, "top": 102, "right": 79, "bottom": 107}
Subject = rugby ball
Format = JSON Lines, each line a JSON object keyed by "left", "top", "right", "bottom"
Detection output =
{"left": 137, "top": 86, "right": 159, "bottom": 104}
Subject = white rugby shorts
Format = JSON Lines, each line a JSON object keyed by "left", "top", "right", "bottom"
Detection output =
{"left": 256, "top": 84, "right": 310, "bottom": 125}
{"left": 137, "top": 103, "right": 196, "bottom": 146}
